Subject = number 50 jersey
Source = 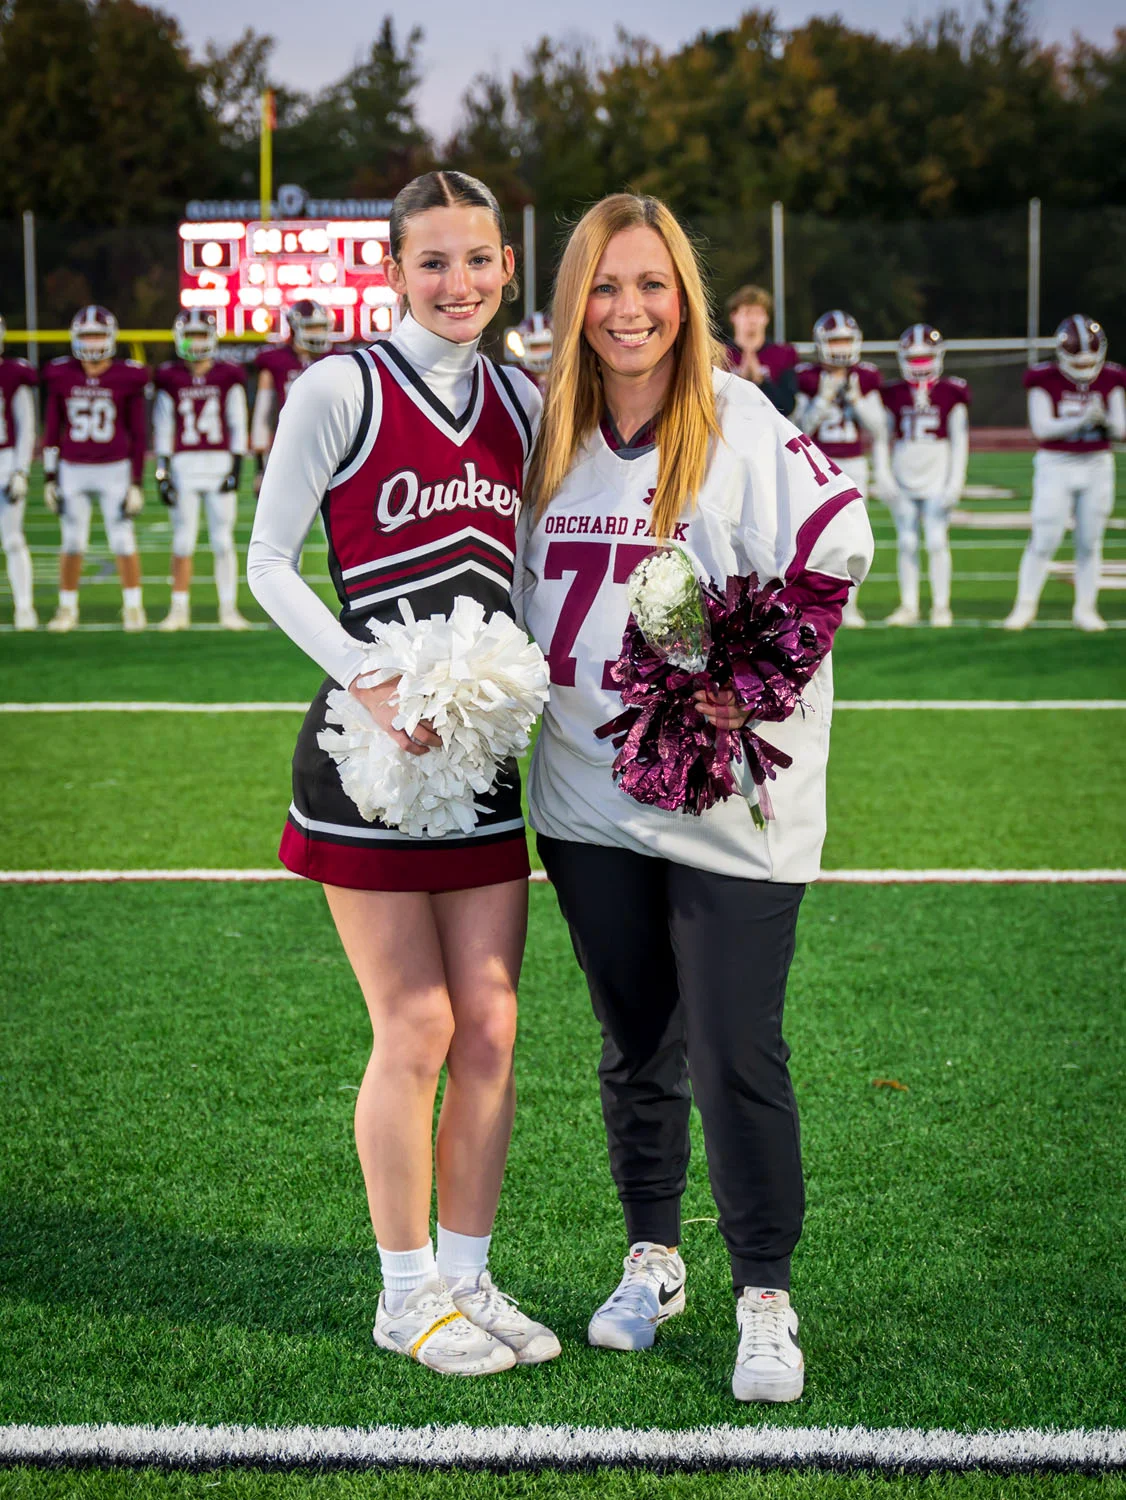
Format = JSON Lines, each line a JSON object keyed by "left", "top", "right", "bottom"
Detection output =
{"left": 153, "top": 359, "right": 248, "bottom": 456}
{"left": 42, "top": 356, "right": 149, "bottom": 480}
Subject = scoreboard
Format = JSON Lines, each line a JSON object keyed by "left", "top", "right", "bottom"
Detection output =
{"left": 178, "top": 219, "right": 398, "bottom": 342}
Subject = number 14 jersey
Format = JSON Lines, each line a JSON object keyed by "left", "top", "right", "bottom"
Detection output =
{"left": 153, "top": 359, "right": 248, "bottom": 455}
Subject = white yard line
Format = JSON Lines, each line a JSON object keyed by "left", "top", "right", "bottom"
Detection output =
{"left": 0, "top": 1420, "right": 1122, "bottom": 1473}
{"left": 1, "top": 869, "right": 1123, "bottom": 885}
{"left": 2, "top": 700, "right": 1124, "bottom": 713}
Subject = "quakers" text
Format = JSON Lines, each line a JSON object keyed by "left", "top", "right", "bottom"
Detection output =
{"left": 375, "top": 464, "right": 519, "bottom": 533}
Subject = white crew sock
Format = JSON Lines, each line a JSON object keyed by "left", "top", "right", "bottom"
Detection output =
{"left": 123, "top": 586, "right": 143, "bottom": 610}
{"left": 170, "top": 590, "right": 190, "bottom": 610}
{"left": 436, "top": 1225, "right": 491, "bottom": 1289}
{"left": 378, "top": 1238, "right": 436, "bottom": 1314}
{"left": 59, "top": 589, "right": 78, "bottom": 611}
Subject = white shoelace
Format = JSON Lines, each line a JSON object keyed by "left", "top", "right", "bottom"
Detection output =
{"left": 737, "top": 1296, "right": 791, "bottom": 1358}
{"left": 608, "top": 1254, "right": 674, "bottom": 1315}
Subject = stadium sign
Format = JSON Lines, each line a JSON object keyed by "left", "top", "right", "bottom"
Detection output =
{"left": 185, "top": 184, "right": 394, "bottom": 222}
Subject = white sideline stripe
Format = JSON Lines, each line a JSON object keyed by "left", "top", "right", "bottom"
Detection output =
{"left": 0, "top": 1421, "right": 1123, "bottom": 1472}
{"left": 1, "top": 869, "right": 1123, "bottom": 886}
{"left": 2, "top": 700, "right": 1125, "bottom": 714}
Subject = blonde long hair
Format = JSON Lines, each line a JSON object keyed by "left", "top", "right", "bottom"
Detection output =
{"left": 528, "top": 194, "right": 725, "bottom": 540}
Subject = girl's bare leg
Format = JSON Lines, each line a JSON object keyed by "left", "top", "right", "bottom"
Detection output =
{"left": 323, "top": 884, "right": 453, "bottom": 1250}
{"left": 432, "top": 878, "right": 528, "bottom": 1235}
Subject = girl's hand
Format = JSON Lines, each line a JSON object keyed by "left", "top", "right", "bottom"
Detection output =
{"left": 348, "top": 674, "right": 441, "bottom": 757}
{"left": 694, "top": 686, "right": 749, "bottom": 731}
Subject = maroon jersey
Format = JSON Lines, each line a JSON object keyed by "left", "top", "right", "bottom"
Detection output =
{"left": 1024, "top": 361, "right": 1125, "bottom": 453}
{"left": 731, "top": 341, "right": 799, "bottom": 383}
{"left": 882, "top": 376, "right": 971, "bottom": 441}
{"left": 796, "top": 361, "right": 881, "bottom": 458}
{"left": 253, "top": 345, "right": 322, "bottom": 411}
{"left": 322, "top": 343, "right": 532, "bottom": 633}
{"left": 0, "top": 357, "right": 36, "bottom": 453}
{"left": 154, "top": 359, "right": 246, "bottom": 452}
{"left": 42, "top": 357, "right": 148, "bottom": 479}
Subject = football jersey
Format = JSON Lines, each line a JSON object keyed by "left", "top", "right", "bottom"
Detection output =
{"left": 154, "top": 359, "right": 247, "bottom": 453}
{"left": 731, "top": 342, "right": 799, "bottom": 384}
{"left": 1024, "top": 362, "right": 1126, "bottom": 453}
{"left": 795, "top": 362, "right": 882, "bottom": 458}
{"left": 253, "top": 345, "right": 322, "bottom": 411}
{"left": 42, "top": 357, "right": 149, "bottom": 479}
{"left": 882, "top": 377, "right": 971, "bottom": 499}
{"left": 322, "top": 342, "right": 532, "bottom": 634}
{"left": 0, "top": 357, "right": 37, "bottom": 459}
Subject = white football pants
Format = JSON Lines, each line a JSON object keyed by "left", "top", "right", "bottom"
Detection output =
{"left": 58, "top": 458, "right": 136, "bottom": 556}
{"left": 169, "top": 452, "right": 239, "bottom": 607}
{"left": 887, "top": 492, "right": 952, "bottom": 614}
{"left": 1014, "top": 450, "right": 1115, "bottom": 612}
{"left": 0, "top": 449, "right": 33, "bottom": 615}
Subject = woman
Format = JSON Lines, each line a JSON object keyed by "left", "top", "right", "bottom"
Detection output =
{"left": 515, "top": 195, "right": 872, "bottom": 1401}
{"left": 247, "top": 171, "right": 559, "bottom": 1376}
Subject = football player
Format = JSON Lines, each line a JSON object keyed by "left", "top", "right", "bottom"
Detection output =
{"left": 725, "top": 284, "right": 798, "bottom": 417}
{"left": 153, "top": 310, "right": 250, "bottom": 631}
{"left": 250, "top": 299, "right": 333, "bottom": 482}
{"left": 504, "top": 311, "right": 552, "bottom": 393}
{"left": 880, "top": 325, "right": 971, "bottom": 627}
{"left": 0, "top": 314, "right": 39, "bottom": 629}
{"left": 794, "top": 311, "right": 892, "bottom": 627}
{"left": 42, "top": 305, "right": 148, "bottom": 632}
{"left": 1004, "top": 315, "right": 1125, "bottom": 631}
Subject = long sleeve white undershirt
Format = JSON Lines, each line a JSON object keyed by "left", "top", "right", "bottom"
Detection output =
{"left": 247, "top": 314, "right": 488, "bottom": 689}
{"left": 11, "top": 385, "right": 35, "bottom": 472}
{"left": 1029, "top": 384, "right": 1126, "bottom": 442}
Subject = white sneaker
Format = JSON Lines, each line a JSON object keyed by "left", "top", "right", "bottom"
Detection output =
{"left": 588, "top": 1242, "right": 686, "bottom": 1351}
{"left": 46, "top": 605, "right": 78, "bottom": 633}
{"left": 840, "top": 601, "right": 866, "bottom": 628}
{"left": 373, "top": 1278, "right": 515, "bottom": 1376}
{"left": 732, "top": 1287, "right": 804, "bottom": 1403}
{"left": 14, "top": 607, "right": 38, "bottom": 631}
{"left": 122, "top": 605, "right": 147, "bottom": 632}
{"left": 1073, "top": 606, "right": 1107, "bottom": 633}
{"left": 1002, "top": 601, "right": 1036, "bottom": 631}
{"left": 930, "top": 605, "right": 954, "bottom": 628}
{"left": 449, "top": 1271, "right": 561, "bottom": 1365}
{"left": 158, "top": 604, "right": 191, "bottom": 632}
{"left": 219, "top": 606, "right": 251, "bottom": 631}
{"left": 885, "top": 604, "right": 920, "bottom": 627}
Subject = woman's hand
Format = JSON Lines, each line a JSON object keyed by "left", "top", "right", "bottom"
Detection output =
{"left": 348, "top": 674, "right": 442, "bottom": 757}
{"left": 694, "top": 686, "right": 750, "bottom": 731}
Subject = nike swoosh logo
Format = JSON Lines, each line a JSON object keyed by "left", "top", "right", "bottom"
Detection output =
{"left": 788, "top": 1328, "right": 801, "bottom": 1349}
{"left": 657, "top": 1281, "right": 684, "bottom": 1307}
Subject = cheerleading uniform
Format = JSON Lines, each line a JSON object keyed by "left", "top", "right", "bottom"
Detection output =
{"left": 515, "top": 371, "right": 872, "bottom": 1289}
{"left": 247, "top": 314, "right": 541, "bottom": 892}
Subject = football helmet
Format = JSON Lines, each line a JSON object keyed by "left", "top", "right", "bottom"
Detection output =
{"left": 288, "top": 299, "right": 334, "bottom": 355}
{"left": 505, "top": 312, "right": 553, "bottom": 375}
{"left": 174, "top": 308, "right": 218, "bottom": 363}
{"left": 897, "top": 323, "right": 944, "bottom": 384}
{"left": 1055, "top": 314, "right": 1107, "bottom": 387}
{"left": 814, "top": 310, "right": 862, "bottom": 369}
{"left": 70, "top": 304, "right": 118, "bottom": 363}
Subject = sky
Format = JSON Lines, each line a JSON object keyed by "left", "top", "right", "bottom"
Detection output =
{"left": 171, "top": 0, "right": 1121, "bottom": 142}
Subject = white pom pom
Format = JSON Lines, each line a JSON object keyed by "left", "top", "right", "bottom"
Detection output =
{"left": 316, "top": 598, "right": 550, "bottom": 839}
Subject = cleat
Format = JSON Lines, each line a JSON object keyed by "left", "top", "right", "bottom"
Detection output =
{"left": 885, "top": 604, "right": 919, "bottom": 627}
{"left": 373, "top": 1278, "right": 515, "bottom": 1376}
{"left": 1002, "top": 602, "right": 1036, "bottom": 631}
{"left": 1072, "top": 606, "right": 1107, "bottom": 633}
{"left": 449, "top": 1271, "right": 561, "bottom": 1365}
{"left": 732, "top": 1287, "right": 804, "bottom": 1404}
{"left": 588, "top": 1242, "right": 686, "bottom": 1351}
{"left": 158, "top": 605, "right": 191, "bottom": 632}
{"left": 14, "top": 607, "right": 39, "bottom": 631}
{"left": 122, "top": 604, "right": 147, "bottom": 632}
{"left": 46, "top": 606, "right": 78, "bottom": 633}
{"left": 219, "top": 607, "right": 251, "bottom": 631}
{"left": 840, "top": 601, "right": 866, "bottom": 628}
{"left": 930, "top": 605, "right": 954, "bottom": 628}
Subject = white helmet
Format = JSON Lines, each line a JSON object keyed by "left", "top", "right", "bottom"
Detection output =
{"left": 70, "top": 304, "right": 118, "bottom": 363}
{"left": 897, "top": 323, "right": 945, "bottom": 384}
{"left": 288, "top": 299, "right": 334, "bottom": 355}
{"left": 1055, "top": 314, "right": 1107, "bottom": 388}
{"left": 174, "top": 308, "right": 218, "bottom": 363}
{"left": 813, "top": 310, "right": 862, "bottom": 369}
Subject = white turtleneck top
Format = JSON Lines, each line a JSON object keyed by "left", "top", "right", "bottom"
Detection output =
{"left": 247, "top": 314, "right": 539, "bottom": 689}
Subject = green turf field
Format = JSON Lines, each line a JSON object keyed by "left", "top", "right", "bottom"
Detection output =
{"left": 1, "top": 451, "right": 1124, "bottom": 1496}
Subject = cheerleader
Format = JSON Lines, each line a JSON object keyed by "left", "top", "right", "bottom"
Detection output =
{"left": 514, "top": 195, "right": 872, "bottom": 1402}
{"left": 247, "top": 171, "right": 559, "bottom": 1376}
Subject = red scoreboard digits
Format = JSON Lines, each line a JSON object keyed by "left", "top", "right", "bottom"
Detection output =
{"left": 178, "top": 219, "right": 397, "bottom": 342}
